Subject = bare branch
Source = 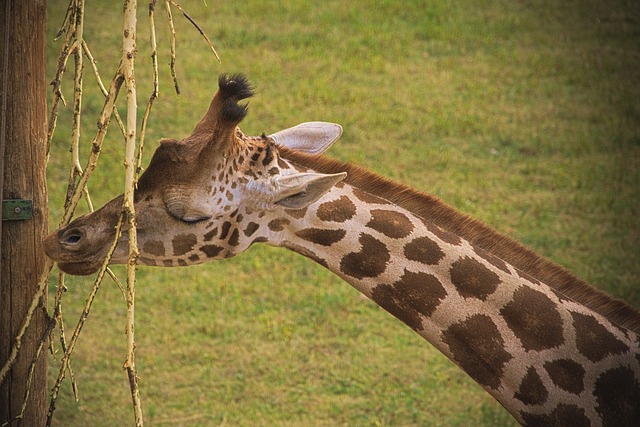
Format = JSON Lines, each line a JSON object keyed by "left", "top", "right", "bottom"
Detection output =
{"left": 82, "top": 40, "right": 127, "bottom": 139}
{"left": 122, "top": 0, "right": 144, "bottom": 424}
{"left": 53, "top": 273, "right": 80, "bottom": 401}
{"left": 168, "top": 0, "right": 220, "bottom": 62}
{"left": 70, "top": 0, "right": 84, "bottom": 175}
{"left": 164, "top": 0, "right": 180, "bottom": 95}
{"left": 47, "top": 34, "right": 77, "bottom": 151}
{"left": 53, "top": 0, "right": 74, "bottom": 40}
{"left": 60, "top": 69, "right": 125, "bottom": 226}
{"left": 138, "top": 0, "right": 161, "bottom": 179}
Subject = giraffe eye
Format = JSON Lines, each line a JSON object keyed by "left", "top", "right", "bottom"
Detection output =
{"left": 64, "top": 234, "right": 82, "bottom": 244}
{"left": 61, "top": 229, "right": 84, "bottom": 246}
{"left": 178, "top": 215, "right": 211, "bottom": 225}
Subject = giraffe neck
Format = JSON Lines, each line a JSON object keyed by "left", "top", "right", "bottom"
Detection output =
{"left": 264, "top": 162, "right": 640, "bottom": 426}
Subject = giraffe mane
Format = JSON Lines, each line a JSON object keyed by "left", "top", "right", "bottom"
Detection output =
{"left": 278, "top": 146, "right": 640, "bottom": 335}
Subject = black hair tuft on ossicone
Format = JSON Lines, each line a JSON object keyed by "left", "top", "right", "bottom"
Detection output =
{"left": 218, "top": 73, "right": 255, "bottom": 124}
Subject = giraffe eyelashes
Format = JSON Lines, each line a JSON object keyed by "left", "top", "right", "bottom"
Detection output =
{"left": 175, "top": 214, "right": 211, "bottom": 225}
{"left": 182, "top": 217, "right": 210, "bottom": 225}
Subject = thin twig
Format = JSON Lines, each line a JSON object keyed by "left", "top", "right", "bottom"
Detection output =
{"left": 164, "top": 0, "right": 180, "bottom": 95}
{"left": 47, "top": 36, "right": 77, "bottom": 153}
{"left": 70, "top": 0, "right": 85, "bottom": 175}
{"left": 137, "top": 0, "right": 160, "bottom": 180}
{"left": 82, "top": 40, "right": 127, "bottom": 139}
{"left": 53, "top": 272, "right": 80, "bottom": 400}
{"left": 107, "top": 268, "right": 127, "bottom": 297}
{"left": 168, "top": 0, "right": 220, "bottom": 62}
{"left": 53, "top": 0, "right": 74, "bottom": 41}
{"left": 149, "top": 0, "right": 159, "bottom": 99}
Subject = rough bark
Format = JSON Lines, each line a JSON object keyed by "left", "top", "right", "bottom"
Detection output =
{"left": 0, "top": 0, "right": 49, "bottom": 425}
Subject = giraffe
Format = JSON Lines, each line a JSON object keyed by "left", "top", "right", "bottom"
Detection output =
{"left": 44, "top": 74, "right": 640, "bottom": 426}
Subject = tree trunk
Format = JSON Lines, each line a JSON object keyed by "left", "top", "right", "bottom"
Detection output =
{"left": 0, "top": 0, "right": 49, "bottom": 425}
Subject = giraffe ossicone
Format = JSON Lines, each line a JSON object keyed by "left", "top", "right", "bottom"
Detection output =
{"left": 44, "top": 73, "right": 640, "bottom": 426}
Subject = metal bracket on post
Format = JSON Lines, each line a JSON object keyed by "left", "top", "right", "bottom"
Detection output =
{"left": 2, "top": 199, "right": 33, "bottom": 221}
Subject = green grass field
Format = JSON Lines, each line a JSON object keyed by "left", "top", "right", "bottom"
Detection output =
{"left": 45, "top": 1, "right": 639, "bottom": 425}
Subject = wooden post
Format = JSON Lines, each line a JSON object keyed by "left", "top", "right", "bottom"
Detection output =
{"left": 0, "top": 0, "right": 49, "bottom": 425}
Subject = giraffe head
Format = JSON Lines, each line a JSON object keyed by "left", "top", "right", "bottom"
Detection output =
{"left": 44, "top": 74, "right": 346, "bottom": 275}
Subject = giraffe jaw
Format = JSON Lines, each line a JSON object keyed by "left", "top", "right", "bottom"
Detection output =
{"left": 55, "top": 259, "right": 109, "bottom": 276}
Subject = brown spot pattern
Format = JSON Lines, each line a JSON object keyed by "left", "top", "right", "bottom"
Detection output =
{"left": 220, "top": 221, "right": 232, "bottom": 240}
{"left": 500, "top": 286, "right": 564, "bottom": 351}
{"left": 295, "top": 228, "right": 346, "bottom": 246}
{"left": 521, "top": 404, "right": 590, "bottom": 427}
{"left": 404, "top": 236, "right": 444, "bottom": 265}
{"left": 268, "top": 218, "right": 290, "bottom": 232}
{"left": 228, "top": 228, "right": 240, "bottom": 246}
{"left": 143, "top": 240, "right": 165, "bottom": 257}
{"left": 441, "top": 314, "right": 513, "bottom": 390}
{"left": 172, "top": 233, "right": 197, "bottom": 256}
{"left": 593, "top": 366, "right": 640, "bottom": 425}
{"left": 352, "top": 187, "right": 391, "bottom": 205}
{"left": 317, "top": 196, "right": 357, "bottom": 223}
{"left": 204, "top": 228, "right": 218, "bottom": 242}
{"left": 285, "top": 242, "right": 328, "bottom": 268}
{"left": 516, "top": 269, "right": 541, "bottom": 286}
{"left": 571, "top": 312, "right": 629, "bottom": 362}
{"left": 450, "top": 256, "right": 501, "bottom": 301}
{"left": 201, "top": 244, "right": 224, "bottom": 258}
{"left": 541, "top": 358, "right": 585, "bottom": 396}
{"left": 340, "top": 233, "right": 390, "bottom": 279}
{"left": 244, "top": 222, "right": 259, "bottom": 237}
{"left": 366, "top": 209, "right": 414, "bottom": 239}
{"left": 514, "top": 367, "right": 548, "bottom": 405}
{"left": 474, "top": 246, "right": 510, "bottom": 274}
{"left": 285, "top": 207, "right": 307, "bottom": 219}
{"left": 424, "top": 220, "right": 462, "bottom": 246}
{"left": 371, "top": 269, "right": 447, "bottom": 331}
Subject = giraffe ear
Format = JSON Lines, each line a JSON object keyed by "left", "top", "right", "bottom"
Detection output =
{"left": 269, "top": 122, "right": 343, "bottom": 155}
{"left": 273, "top": 172, "right": 347, "bottom": 209}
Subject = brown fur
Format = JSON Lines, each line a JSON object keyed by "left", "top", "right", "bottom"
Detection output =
{"left": 279, "top": 146, "right": 640, "bottom": 335}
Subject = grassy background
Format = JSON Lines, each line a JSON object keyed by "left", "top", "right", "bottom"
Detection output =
{"left": 45, "top": 1, "right": 639, "bottom": 426}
